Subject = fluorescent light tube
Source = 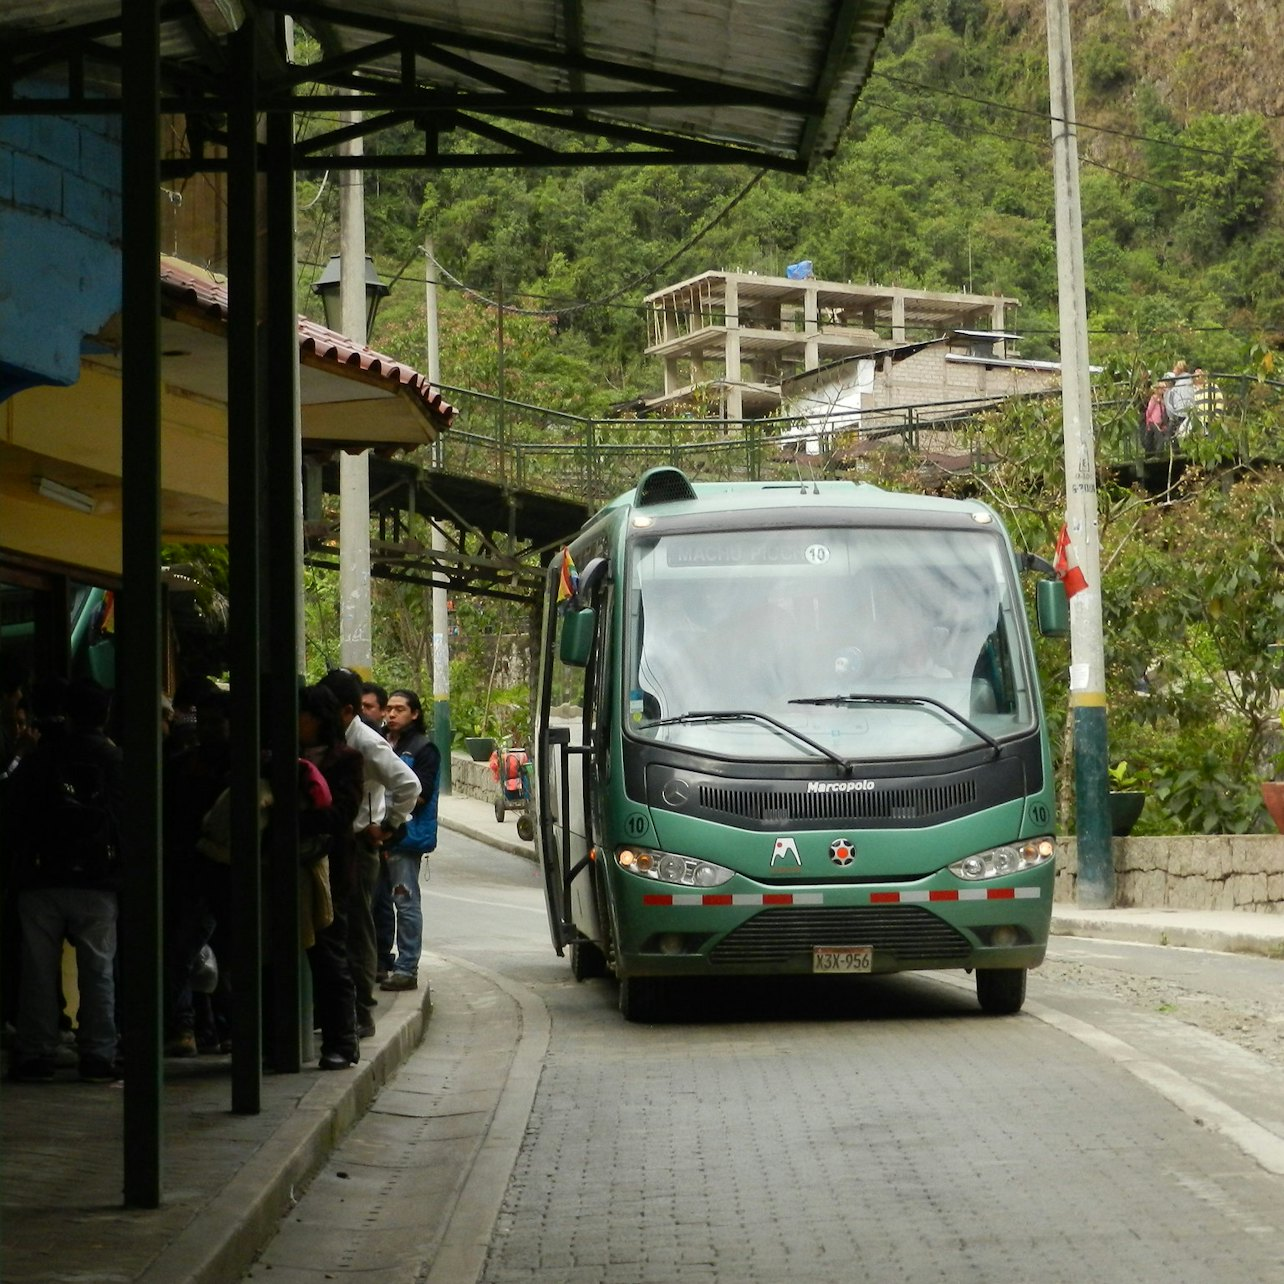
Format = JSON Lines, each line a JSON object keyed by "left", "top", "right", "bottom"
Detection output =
{"left": 35, "top": 476, "right": 95, "bottom": 514}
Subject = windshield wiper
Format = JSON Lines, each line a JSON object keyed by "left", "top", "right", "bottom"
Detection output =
{"left": 789, "top": 692, "right": 1002, "bottom": 756}
{"left": 640, "top": 709, "right": 853, "bottom": 771}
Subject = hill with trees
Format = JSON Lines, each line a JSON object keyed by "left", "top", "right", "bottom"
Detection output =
{"left": 288, "top": 0, "right": 1284, "bottom": 834}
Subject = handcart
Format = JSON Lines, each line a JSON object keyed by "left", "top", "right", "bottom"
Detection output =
{"left": 490, "top": 744, "right": 535, "bottom": 841}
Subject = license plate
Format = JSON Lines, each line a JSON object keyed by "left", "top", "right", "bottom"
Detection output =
{"left": 812, "top": 946, "right": 873, "bottom": 974}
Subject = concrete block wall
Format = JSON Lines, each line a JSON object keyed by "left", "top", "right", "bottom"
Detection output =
{"left": 1055, "top": 835, "right": 1284, "bottom": 912}
{"left": 0, "top": 109, "right": 122, "bottom": 392}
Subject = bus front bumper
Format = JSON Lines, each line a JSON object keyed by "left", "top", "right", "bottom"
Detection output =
{"left": 614, "top": 871, "right": 1053, "bottom": 978}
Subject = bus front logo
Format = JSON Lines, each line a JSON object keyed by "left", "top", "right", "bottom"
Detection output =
{"left": 829, "top": 839, "right": 856, "bottom": 866}
{"left": 770, "top": 837, "right": 802, "bottom": 867}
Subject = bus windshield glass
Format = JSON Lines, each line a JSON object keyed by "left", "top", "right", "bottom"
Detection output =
{"left": 625, "top": 524, "right": 1034, "bottom": 761}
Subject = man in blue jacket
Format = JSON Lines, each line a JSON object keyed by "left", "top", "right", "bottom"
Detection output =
{"left": 375, "top": 688, "right": 440, "bottom": 991}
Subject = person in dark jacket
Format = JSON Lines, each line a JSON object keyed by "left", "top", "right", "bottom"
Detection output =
{"left": 374, "top": 689, "right": 440, "bottom": 991}
{"left": 8, "top": 677, "right": 123, "bottom": 1083}
{"left": 298, "top": 683, "right": 365, "bottom": 1070}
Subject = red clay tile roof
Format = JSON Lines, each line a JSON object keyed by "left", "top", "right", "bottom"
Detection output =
{"left": 158, "top": 258, "right": 455, "bottom": 429}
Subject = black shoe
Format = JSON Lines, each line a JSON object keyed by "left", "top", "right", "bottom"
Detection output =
{"left": 79, "top": 1055, "right": 122, "bottom": 1084}
{"left": 9, "top": 1057, "right": 55, "bottom": 1083}
{"left": 380, "top": 972, "right": 418, "bottom": 991}
{"left": 319, "top": 1049, "right": 358, "bottom": 1071}
{"left": 357, "top": 1019, "right": 376, "bottom": 1039}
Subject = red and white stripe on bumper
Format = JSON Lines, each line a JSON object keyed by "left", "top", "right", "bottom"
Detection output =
{"left": 641, "top": 887, "right": 1042, "bottom": 907}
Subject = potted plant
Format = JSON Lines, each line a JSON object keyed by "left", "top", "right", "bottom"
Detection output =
{"left": 1261, "top": 713, "right": 1284, "bottom": 832}
{"left": 1107, "top": 760, "right": 1147, "bottom": 837}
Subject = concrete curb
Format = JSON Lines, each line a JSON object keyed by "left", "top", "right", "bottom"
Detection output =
{"left": 138, "top": 986, "right": 433, "bottom": 1284}
{"left": 439, "top": 810, "right": 535, "bottom": 862}
{"left": 1051, "top": 912, "right": 1284, "bottom": 960}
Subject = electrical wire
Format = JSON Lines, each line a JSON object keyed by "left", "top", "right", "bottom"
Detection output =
{"left": 868, "top": 69, "right": 1280, "bottom": 167}
{"left": 417, "top": 168, "right": 768, "bottom": 316}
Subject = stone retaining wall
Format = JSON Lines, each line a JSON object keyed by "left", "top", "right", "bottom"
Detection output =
{"left": 450, "top": 753, "right": 497, "bottom": 802}
{"left": 1056, "top": 836, "right": 1284, "bottom": 912}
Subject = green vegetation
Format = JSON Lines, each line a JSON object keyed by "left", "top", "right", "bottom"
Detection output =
{"left": 287, "top": 0, "right": 1284, "bottom": 831}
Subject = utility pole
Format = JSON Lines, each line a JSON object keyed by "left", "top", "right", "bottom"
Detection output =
{"left": 425, "top": 239, "right": 452, "bottom": 792}
{"left": 338, "top": 105, "right": 373, "bottom": 677}
{"left": 1046, "top": 0, "right": 1113, "bottom": 907}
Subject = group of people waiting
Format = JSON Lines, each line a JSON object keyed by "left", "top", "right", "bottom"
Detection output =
{"left": 1141, "top": 360, "right": 1225, "bottom": 455}
{"left": 1, "top": 665, "right": 441, "bottom": 1081}
{"left": 297, "top": 671, "right": 440, "bottom": 1070}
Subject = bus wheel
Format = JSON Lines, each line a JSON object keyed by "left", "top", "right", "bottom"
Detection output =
{"left": 976, "top": 967, "right": 1026, "bottom": 1014}
{"left": 571, "top": 938, "right": 607, "bottom": 982}
{"left": 516, "top": 814, "right": 535, "bottom": 842}
{"left": 618, "top": 975, "right": 664, "bottom": 1023}
{"left": 494, "top": 797, "right": 505, "bottom": 823}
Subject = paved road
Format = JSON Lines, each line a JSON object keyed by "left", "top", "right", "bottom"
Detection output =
{"left": 247, "top": 834, "right": 1284, "bottom": 1283}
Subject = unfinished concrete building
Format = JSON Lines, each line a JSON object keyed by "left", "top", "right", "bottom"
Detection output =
{"left": 643, "top": 270, "right": 1020, "bottom": 421}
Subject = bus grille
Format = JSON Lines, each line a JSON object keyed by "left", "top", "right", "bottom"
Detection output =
{"left": 709, "top": 906, "right": 971, "bottom": 966}
{"left": 697, "top": 779, "right": 977, "bottom": 824}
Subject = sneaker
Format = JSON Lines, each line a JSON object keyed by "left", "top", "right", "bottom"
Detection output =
{"left": 9, "top": 1057, "right": 55, "bottom": 1083}
{"left": 380, "top": 972, "right": 418, "bottom": 992}
{"left": 79, "top": 1055, "right": 122, "bottom": 1084}
{"left": 53, "top": 1043, "right": 80, "bottom": 1069}
{"left": 165, "top": 1032, "right": 198, "bottom": 1058}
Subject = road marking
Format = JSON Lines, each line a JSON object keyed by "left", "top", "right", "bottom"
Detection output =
{"left": 1026, "top": 999, "right": 1284, "bottom": 1176}
{"left": 933, "top": 972, "right": 1284, "bottom": 1177}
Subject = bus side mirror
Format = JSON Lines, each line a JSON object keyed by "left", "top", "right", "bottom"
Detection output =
{"left": 559, "top": 607, "right": 596, "bottom": 667}
{"left": 1036, "top": 578, "right": 1069, "bottom": 637}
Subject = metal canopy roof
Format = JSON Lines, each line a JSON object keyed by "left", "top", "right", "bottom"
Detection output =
{"left": 2, "top": 0, "right": 893, "bottom": 173}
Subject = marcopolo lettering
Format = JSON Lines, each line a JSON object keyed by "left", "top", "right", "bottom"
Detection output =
{"left": 808, "top": 780, "right": 876, "bottom": 793}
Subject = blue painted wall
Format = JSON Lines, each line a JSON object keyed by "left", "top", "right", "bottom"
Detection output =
{"left": 0, "top": 104, "right": 122, "bottom": 402}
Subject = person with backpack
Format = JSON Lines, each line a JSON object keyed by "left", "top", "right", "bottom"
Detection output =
{"left": 373, "top": 688, "right": 440, "bottom": 992}
{"left": 7, "top": 677, "right": 123, "bottom": 1084}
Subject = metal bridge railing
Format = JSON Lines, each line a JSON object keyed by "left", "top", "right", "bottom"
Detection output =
{"left": 429, "top": 376, "right": 1284, "bottom": 510}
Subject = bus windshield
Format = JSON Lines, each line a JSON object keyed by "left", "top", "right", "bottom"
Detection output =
{"left": 624, "top": 524, "right": 1035, "bottom": 761}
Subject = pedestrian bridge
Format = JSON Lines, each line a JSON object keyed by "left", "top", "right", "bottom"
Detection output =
{"left": 324, "top": 373, "right": 1282, "bottom": 603}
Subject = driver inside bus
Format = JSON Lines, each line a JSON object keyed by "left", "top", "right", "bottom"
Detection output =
{"left": 863, "top": 596, "right": 951, "bottom": 683}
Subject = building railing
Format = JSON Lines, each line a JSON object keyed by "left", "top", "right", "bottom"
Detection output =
{"left": 429, "top": 375, "right": 1284, "bottom": 511}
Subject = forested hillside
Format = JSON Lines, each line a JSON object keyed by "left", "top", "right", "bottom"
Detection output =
{"left": 297, "top": 0, "right": 1284, "bottom": 405}
{"left": 292, "top": 0, "right": 1284, "bottom": 836}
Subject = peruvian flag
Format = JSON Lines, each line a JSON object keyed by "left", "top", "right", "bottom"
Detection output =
{"left": 1053, "top": 524, "right": 1088, "bottom": 599}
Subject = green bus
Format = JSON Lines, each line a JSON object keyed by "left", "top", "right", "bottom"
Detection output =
{"left": 533, "top": 467, "right": 1068, "bottom": 1021}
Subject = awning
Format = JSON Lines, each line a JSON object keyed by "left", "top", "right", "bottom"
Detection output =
{"left": 0, "top": 257, "right": 454, "bottom": 578}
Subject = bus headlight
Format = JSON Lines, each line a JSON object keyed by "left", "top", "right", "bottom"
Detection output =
{"left": 949, "top": 837, "right": 1055, "bottom": 881}
{"left": 616, "top": 846, "right": 734, "bottom": 888}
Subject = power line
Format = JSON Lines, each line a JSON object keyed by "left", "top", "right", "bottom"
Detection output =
{"left": 868, "top": 69, "right": 1277, "bottom": 168}
{"left": 857, "top": 95, "right": 1178, "bottom": 194}
{"left": 417, "top": 169, "right": 767, "bottom": 316}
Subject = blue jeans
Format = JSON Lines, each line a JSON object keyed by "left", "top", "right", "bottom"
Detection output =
{"left": 17, "top": 886, "right": 118, "bottom": 1063}
{"left": 373, "top": 852, "right": 422, "bottom": 977}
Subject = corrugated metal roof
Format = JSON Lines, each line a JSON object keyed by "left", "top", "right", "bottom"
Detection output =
{"left": 1, "top": 1, "right": 894, "bottom": 171}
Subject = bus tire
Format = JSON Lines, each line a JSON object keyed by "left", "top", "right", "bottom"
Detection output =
{"left": 618, "top": 975, "right": 664, "bottom": 1023}
{"left": 516, "top": 813, "right": 535, "bottom": 842}
{"left": 976, "top": 967, "right": 1026, "bottom": 1014}
{"left": 571, "top": 938, "right": 607, "bottom": 982}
